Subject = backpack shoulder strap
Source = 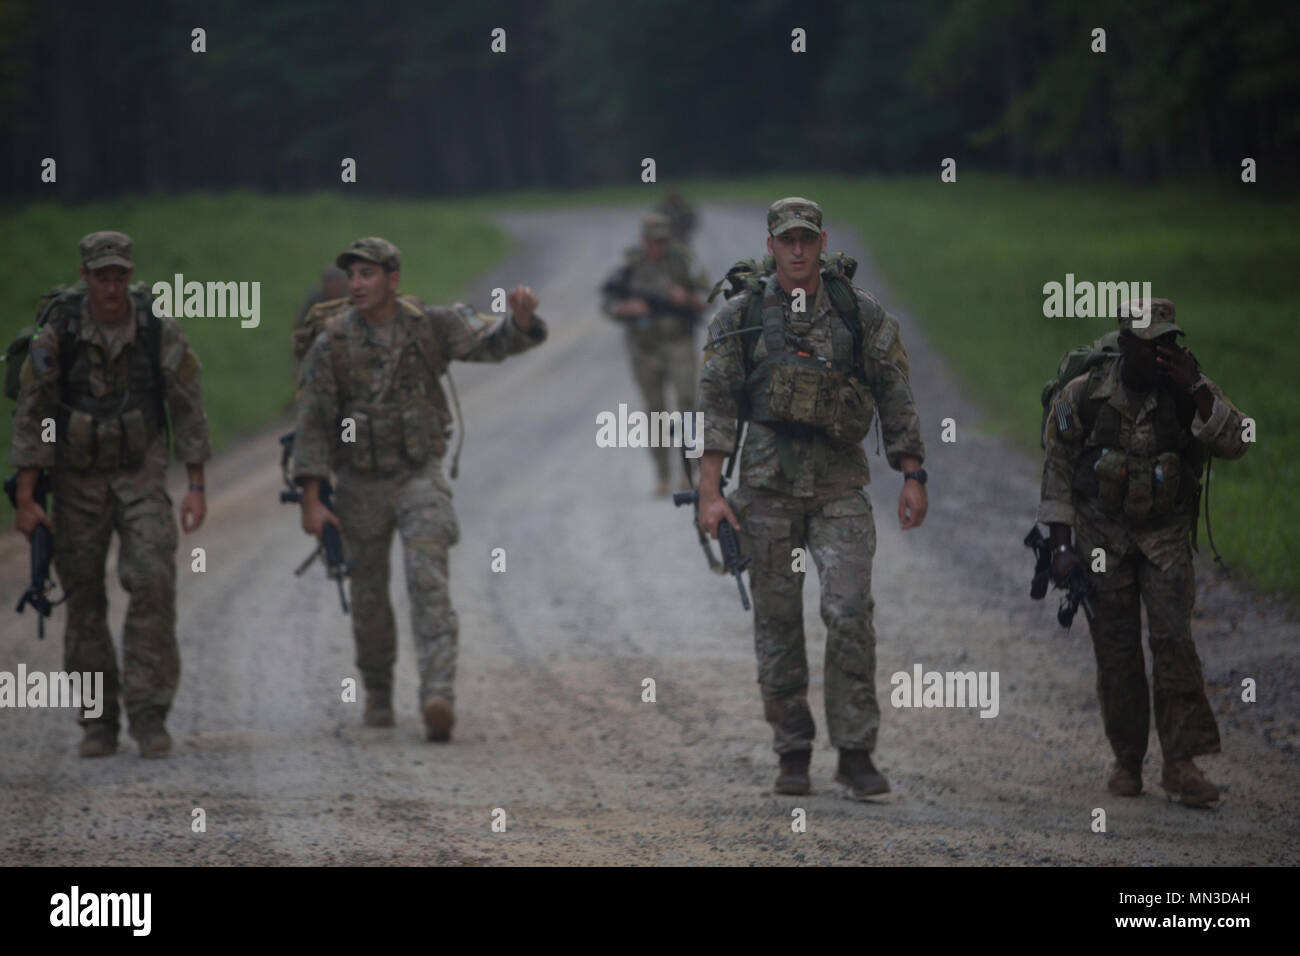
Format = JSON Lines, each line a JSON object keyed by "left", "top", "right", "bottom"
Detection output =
{"left": 129, "top": 286, "right": 171, "bottom": 447}
{"left": 826, "top": 275, "right": 866, "bottom": 373}
{"left": 739, "top": 282, "right": 767, "bottom": 370}
{"left": 1075, "top": 364, "right": 1112, "bottom": 436}
{"left": 398, "top": 296, "right": 442, "bottom": 375}
{"left": 324, "top": 310, "right": 352, "bottom": 403}
{"left": 48, "top": 290, "right": 85, "bottom": 381}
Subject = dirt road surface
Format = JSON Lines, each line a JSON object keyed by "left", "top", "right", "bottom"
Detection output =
{"left": 2, "top": 204, "right": 1296, "bottom": 866}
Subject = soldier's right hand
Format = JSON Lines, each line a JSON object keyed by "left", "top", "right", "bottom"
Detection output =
{"left": 698, "top": 492, "right": 741, "bottom": 540}
{"left": 14, "top": 499, "right": 52, "bottom": 540}
{"left": 1051, "top": 547, "right": 1081, "bottom": 588}
{"left": 301, "top": 501, "right": 342, "bottom": 538}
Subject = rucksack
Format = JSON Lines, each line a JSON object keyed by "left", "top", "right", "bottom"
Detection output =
{"left": 1038, "top": 330, "right": 1120, "bottom": 448}
{"left": 4, "top": 280, "right": 164, "bottom": 406}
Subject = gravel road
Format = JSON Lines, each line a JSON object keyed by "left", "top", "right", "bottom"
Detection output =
{"left": 2, "top": 203, "right": 1296, "bottom": 866}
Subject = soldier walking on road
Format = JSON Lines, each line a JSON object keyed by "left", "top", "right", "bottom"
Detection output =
{"left": 601, "top": 213, "right": 709, "bottom": 495}
{"left": 293, "top": 237, "right": 548, "bottom": 741}
{"left": 9, "top": 231, "right": 211, "bottom": 758}
{"left": 1037, "top": 298, "right": 1250, "bottom": 806}
{"left": 695, "top": 198, "right": 928, "bottom": 799}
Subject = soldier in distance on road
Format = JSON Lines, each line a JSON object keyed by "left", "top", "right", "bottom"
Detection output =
{"left": 600, "top": 213, "right": 709, "bottom": 496}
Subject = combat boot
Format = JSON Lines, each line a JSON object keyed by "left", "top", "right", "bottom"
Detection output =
{"left": 129, "top": 711, "right": 172, "bottom": 758}
{"left": 1161, "top": 759, "right": 1220, "bottom": 807}
{"left": 79, "top": 724, "right": 119, "bottom": 758}
{"left": 774, "top": 749, "right": 811, "bottom": 795}
{"left": 1107, "top": 760, "right": 1143, "bottom": 797}
{"left": 835, "top": 749, "right": 889, "bottom": 799}
{"left": 364, "top": 688, "right": 395, "bottom": 727}
{"left": 422, "top": 697, "right": 455, "bottom": 742}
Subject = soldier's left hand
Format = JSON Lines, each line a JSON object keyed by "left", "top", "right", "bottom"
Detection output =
{"left": 1155, "top": 342, "right": 1199, "bottom": 392}
{"left": 181, "top": 489, "right": 206, "bottom": 533}
{"left": 899, "top": 480, "right": 927, "bottom": 530}
{"left": 508, "top": 285, "right": 539, "bottom": 328}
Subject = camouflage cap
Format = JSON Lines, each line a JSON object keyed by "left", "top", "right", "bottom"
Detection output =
{"left": 337, "top": 236, "right": 401, "bottom": 272}
{"left": 642, "top": 213, "right": 672, "bottom": 240}
{"left": 767, "top": 197, "right": 823, "bottom": 236}
{"left": 1117, "top": 297, "right": 1183, "bottom": 340}
{"left": 79, "top": 231, "right": 134, "bottom": 270}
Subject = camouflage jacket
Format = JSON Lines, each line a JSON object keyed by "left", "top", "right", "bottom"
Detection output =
{"left": 292, "top": 302, "right": 547, "bottom": 480}
{"left": 698, "top": 275, "right": 925, "bottom": 497}
{"left": 1037, "top": 358, "right": 1250, "bottom": 569}
{"left": 9, "top": 296, "right": 211, "bottom": 470}
{"left": 600, "top": 243, "right": 709, "bottom": 342}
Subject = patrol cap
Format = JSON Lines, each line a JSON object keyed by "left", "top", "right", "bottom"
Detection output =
{"left": 642, "top": 213, "right": 672, "bottom": 240}
{"left": 1117, "top": 297, "right": 1183, "bottom": 340}
{"left": 79, "top": 231, "right": 134, "bottom": 270}
{"left": 767, "top": 197, "right": 823, "bottom": 236}
{"left": 337, "top": 236, "right": 401, "bottom": 272}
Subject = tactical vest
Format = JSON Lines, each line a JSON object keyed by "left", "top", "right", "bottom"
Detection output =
{"left": 744, "top": 278, "right": 875, "bottom": 445}
{"left": 325, "top": 307, "right": 451, "bottom": 475}
{"left": 1072, "top": 362, "right": 1205, "bottom": 520}
{"left": 51, "top": 293, "right": 166, "bottom": 472}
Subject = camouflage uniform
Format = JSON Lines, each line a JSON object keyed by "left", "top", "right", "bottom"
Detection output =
{"left": 8, "top": 233, "right": 211, "bottom": 736}
{"left": 600, "top": 217, "right": 709, "bottom": 484}
{"left": 1038, "top": 302, "right": 1250, "bottom": 767}
{"left": 697, "top": 228, "right": 925, "bottom": 757}
{"left": 293, "top": 239, "right": 546, "bottom": 710}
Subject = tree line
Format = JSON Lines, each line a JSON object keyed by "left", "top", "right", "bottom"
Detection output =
{"left": 2, "top": 0, "right": 1295, "bottom": 201}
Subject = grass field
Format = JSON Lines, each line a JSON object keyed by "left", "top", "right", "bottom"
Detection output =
{"left": 2, "top": 178, "right": 1296, "bottom": 594}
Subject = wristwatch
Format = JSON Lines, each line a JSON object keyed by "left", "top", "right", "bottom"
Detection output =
{"left": 903, "top": 468, "right": 928, "bottom": 485}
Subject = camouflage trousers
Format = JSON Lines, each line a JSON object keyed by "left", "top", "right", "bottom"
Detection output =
{"left": 625, "top": 329, "right": 697, "bottom": 482}
{"left": 731, "top": 485, "right": 880, "bottom": 754}
{"left": 52, "top": 455, "right": 179, "bottom": 731}
{"left": 1079, "top": 537, "right": 1220, "bottom": 764}
{"left": 333, "top": 460, "right": 460, "bottom": 706}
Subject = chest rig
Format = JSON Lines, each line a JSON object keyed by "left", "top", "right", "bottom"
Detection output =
{"left": 52, "top": 294, "right": 166, "bottom": 472}
{"left": 326, "top": 308, "right": 451, "bottom": 475}
{"left": 745, "top": 280, "right": 874, "bottom": 445}
{"left": 1072, "top": 361, "right": 1205, "bottom": 521}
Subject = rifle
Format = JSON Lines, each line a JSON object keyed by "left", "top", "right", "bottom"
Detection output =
{"left": 4, "top": 472, "right": 65, "bottom": 638}
{"left": 279, "top": 432, "right": 350, "bottom": 613}
{"left": 674, "top": 485, "right": 752, "bottom": 611}
{"left": 1024, "top": 524, "right": 1095, "bottom": 629}
{"left": 601, "top": 272, "right": 702, "bottom": 326}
